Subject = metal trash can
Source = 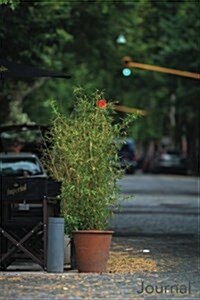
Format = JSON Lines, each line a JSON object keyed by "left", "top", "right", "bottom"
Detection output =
{"left": 47, "top": 217, "right": 64, "bottom": 272}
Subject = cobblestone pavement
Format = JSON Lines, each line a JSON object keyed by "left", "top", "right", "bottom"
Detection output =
{"left": 1, "top": 236, "right": 200, "bottom": 299}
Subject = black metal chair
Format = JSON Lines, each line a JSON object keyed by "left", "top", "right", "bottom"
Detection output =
{"left": 0, "top": 177, "right": 60, "bottom": 270}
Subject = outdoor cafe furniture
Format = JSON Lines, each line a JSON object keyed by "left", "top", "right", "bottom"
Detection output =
{"left": 0, "top": 177, "right": 60, "bottom": 270}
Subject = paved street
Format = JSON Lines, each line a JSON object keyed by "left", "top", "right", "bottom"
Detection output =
{"left": 1, "top": 173, "right": 199, "bottom": 299}
{"left": 110, "top": 173, "right": 199, "bottom": 235}
{"left": 1, "top": 235, "right": 200, "bottom": 299}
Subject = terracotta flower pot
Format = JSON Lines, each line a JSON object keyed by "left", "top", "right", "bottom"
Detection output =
{"left": 72, "top": 230, "right": 113, "bottom": 273}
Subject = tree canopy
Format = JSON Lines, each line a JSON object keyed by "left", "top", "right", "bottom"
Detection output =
{"left": 0, "top": 0, "right": 199, "bottom": 171}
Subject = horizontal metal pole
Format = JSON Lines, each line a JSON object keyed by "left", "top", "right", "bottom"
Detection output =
{"left": 126, "top": 61, "right": 200, "bottom": 80}
{"left": 113, "top": 104, "right": 147, "bottom": 115}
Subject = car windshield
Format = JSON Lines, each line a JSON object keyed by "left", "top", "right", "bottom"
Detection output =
{"left": 0, "top": 157, "right": 43, "bottom": 176}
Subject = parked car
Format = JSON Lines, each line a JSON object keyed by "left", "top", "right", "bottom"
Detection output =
{"left": 0, "top": 152, "right": 61, "bottom": 203}
{"left": 118, "top": 138, "right": 137, "bottom": 174}
{"left": 0, "top": 152, "right": 47, "bottom": 177}
{"left": 142, "top": 149, "right": 188, "bottom": 175}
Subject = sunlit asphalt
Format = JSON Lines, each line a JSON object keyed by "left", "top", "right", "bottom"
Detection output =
{"left": 109, "top": 172, "right": 199, "bottom": 236}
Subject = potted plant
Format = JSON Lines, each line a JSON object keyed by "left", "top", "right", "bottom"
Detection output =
{"left": 42, "top": 89, "right": 136, "bottom": 272}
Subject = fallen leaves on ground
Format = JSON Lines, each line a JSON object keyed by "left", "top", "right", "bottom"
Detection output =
{"left": 0, "top": 276, "right": 22, "bottom": 281}
{"left": 108, "top": 251, "right": 157, "bottom": 274}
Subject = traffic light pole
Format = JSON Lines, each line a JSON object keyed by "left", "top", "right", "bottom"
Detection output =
{"left": 113, "top": 104, "right": 147, "bottom": 116}
{"left": 122, "top": 57, "right": 200, "bottom": 80}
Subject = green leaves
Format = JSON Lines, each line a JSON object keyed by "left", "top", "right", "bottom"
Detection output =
{"left": 42, "top": 91, "right": 136, "bottom": 235}
{"left": 0, "top": 0, "right": 20, "bottom": 10}
{"left": 1, "top": 1, "right": 198, "bottom": 172}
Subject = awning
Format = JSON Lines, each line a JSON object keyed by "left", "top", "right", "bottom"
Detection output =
{"left": 0, "top": 59, "right": 71, "bottom": 80}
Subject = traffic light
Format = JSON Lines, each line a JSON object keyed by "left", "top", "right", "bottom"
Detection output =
{"left": 122, "top": 67, "right": 132, "bottom": 77}
{"left": 121, "top": 56, "right": 132, "bottom": 77}
{"left": 121, "top": 56, "right": 200, "bottom": 80}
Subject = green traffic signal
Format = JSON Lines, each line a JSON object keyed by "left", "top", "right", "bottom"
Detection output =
{"left": 122, "top": 68, "right": 132, "bottom": 77}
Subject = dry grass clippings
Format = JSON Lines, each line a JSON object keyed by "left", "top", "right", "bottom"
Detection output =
{"left": 108, "top": 251, "right": 157, "bottom": 274}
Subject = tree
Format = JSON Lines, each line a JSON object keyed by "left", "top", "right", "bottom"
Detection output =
{"left": 0, "top": 0, "right": 20, "bottom": 10}
{"left": 0, "top": 0, "right": 199, "bottom": 172}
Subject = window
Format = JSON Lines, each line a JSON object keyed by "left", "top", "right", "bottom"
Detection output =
{"left": 0, "top": 157, "right": 43, "bottom": 176}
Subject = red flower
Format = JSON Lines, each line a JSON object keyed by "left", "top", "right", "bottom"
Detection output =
{"left": 96, "top": 99, "right": 107, "bottom": 109}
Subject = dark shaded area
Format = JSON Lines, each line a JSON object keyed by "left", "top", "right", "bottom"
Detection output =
{"left": 0, "top": 59, "right": 71, "bottom": 80}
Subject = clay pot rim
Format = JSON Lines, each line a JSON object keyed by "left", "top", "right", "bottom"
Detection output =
{"left": 72, "top": 230, "right": 114, "bottom": 234}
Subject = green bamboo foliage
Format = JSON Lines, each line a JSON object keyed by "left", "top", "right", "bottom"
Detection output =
{"left": 42, "top": 89, "right": 136, "bottom": 234}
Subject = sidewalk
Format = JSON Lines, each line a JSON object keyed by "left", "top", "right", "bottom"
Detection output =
{"left": 1, "top": 235, "right": 200, "bottom": 299}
